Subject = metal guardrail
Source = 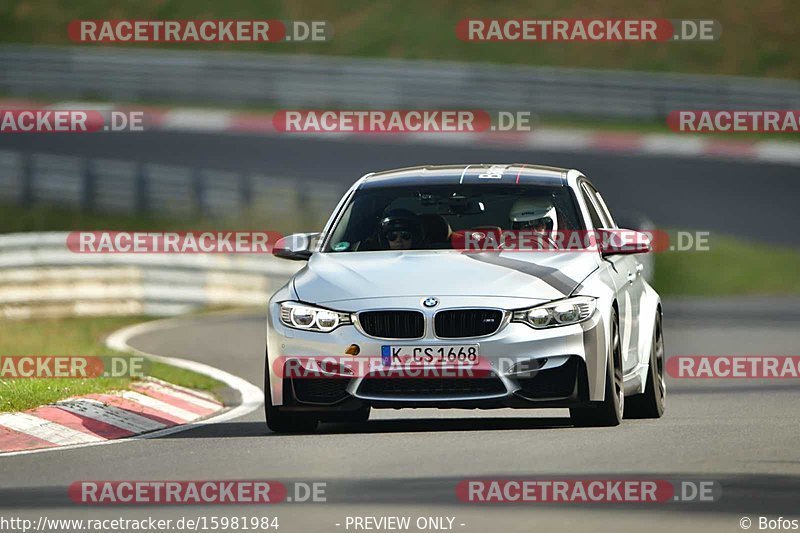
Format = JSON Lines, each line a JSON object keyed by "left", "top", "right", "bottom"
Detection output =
{"left": 1, "top": 45, "right": 799, "bottom": 119}
{"left": 0, "top": 230, "right": 655, "bottom": 320}
{"left": 0, "top": 149, "right": 345, "bottom": 227}
{"left": 0, "top": 232, "right": 302, "bottom": 319}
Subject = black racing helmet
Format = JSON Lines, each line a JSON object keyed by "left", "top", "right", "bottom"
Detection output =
{"left": 379, "top": 208, "right": 423, "bottom": 247}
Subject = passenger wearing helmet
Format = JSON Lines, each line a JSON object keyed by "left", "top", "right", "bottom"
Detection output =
{"left": 509, "top": 196, "right": 559, "bottom": 249}
{"left": 509, "top": 197, "right": 558, "bottom": 232}
{"left": 379, "top": 208, "right": 424, "bottom": 250}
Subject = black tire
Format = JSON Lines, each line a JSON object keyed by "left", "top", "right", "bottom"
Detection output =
{"left": 570, "top": 308, "right": 624, "bottom": 427}
{"left": 625, "top": 311, "right": 666, "bottom": 419}
{"left": 264, "top": 350, "right": 318, "bottom": 433}
{"left": 318, "top": 405, "right": 371, "bottom": 423}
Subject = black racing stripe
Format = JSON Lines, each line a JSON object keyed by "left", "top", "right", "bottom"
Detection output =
{"left": 463, "top": 253, "right": 578, "bottom": 296}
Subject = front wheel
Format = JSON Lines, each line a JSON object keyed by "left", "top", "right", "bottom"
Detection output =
{"left": 570, "top": 308, "right": 624, "bottom": 427}
{"left": 625, "top": 311, "right": 666, "bottom": 419}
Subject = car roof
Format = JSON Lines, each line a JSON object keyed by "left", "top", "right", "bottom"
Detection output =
{"left": 359, "top": 164, "right": 568, "bottom": 189}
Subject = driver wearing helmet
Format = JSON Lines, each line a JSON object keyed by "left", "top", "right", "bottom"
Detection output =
{"left": 379, "top": 208, "right": 424, "bottom": 250}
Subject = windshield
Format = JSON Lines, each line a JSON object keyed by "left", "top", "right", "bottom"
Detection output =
{"left": 323, "top": 184, "right": 584, "bottom": 252}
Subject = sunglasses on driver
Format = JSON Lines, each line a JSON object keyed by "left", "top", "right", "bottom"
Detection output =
{"left": 385, "top": 231, "right": 412, "bottom": 242}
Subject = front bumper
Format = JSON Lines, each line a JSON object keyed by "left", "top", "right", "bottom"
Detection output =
{"left": 266, "top": 300, "right": 606, "bottom": 409}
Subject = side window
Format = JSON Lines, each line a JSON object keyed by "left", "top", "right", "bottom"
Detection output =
{"left": 580, "top": 184, "right": 607, "bottom": 229}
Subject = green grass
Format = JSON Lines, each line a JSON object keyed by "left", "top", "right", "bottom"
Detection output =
{"left": 0, "top": 0, "right": 798, "bottom": 79}
{"left": 0, "top": 203, "right": 228, "bottom": 233}
{"left": 0, "top": 316, "right": 224, "bottom": 412}
{"left": 0, "top": 202, "right": 305, "bottom": 236}
{"left": 654, "top": 235, "right": 800, "bottom": 296}
{"left": 148, "top": 360, "right": 221, "bottom": 392}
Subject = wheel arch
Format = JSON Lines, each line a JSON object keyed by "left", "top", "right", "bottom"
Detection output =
{"left": 634, "top": 282, "right": 663, "bottom": 393}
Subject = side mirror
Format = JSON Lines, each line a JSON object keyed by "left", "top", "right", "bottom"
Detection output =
{"left": 273, "top": 232, "right": 320, "bottom": 261}
{"left": 597, "top": 229, "right": 651, "bottom": 256}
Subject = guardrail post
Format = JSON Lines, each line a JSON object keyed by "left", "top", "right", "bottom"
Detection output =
{"left": 240, "top": 173, "right": 252, "bottom": 211}
{"left": 82, "top": 158, "right": 96, "bottom": 212}
{"left": 136, "top": 163, "right": 148, "bottom": 213}
{"left": 296, "top": 182, "right": 310, "bottom": 229}
{"left": 20, "top": 152, "right": 34, "bottom": 206}
{"left": 193, "top": 168, "right": 206, "bottom": 216}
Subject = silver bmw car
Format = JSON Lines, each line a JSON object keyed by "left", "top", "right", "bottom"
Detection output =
{"left": 265, "top": 164, "right": 665, "bottom": 432}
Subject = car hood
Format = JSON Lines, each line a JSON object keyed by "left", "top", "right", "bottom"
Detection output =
{"left": 292, "top": 250, "right": 599, "bottom": 304}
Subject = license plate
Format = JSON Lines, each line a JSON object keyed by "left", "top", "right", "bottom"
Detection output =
{"left": 381, "top": 345, "right": 479, "bottom": 367}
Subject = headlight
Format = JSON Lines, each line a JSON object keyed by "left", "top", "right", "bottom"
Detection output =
{"left": 512, "top": 297, "right": 596, "bottom": 329}
{"left": 279, "top": 302, "right": 352, "bottom": 332}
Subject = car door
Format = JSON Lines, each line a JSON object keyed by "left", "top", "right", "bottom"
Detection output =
{"left": 592, "top": 186, "right": 648, "bottom": 372}
{"left": 579, "top": 181, "right": 640, "bottom": 374}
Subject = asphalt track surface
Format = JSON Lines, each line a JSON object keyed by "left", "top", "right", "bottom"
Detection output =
{"left": 1, "top": 298, "right": 799, "bottom": 533}
{"left": 1, "top": 131, "right": 800, "bottom": 246}
{"left": 1, "top": 134, "right": 799, "bottom": 532}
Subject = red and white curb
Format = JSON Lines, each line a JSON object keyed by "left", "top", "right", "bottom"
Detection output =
{"left": 2, "top": 98, "right": 799, "bottom": 166}
{"left": 0, "top": 315, "right": 264, "bottom": 457}
{"left": 124, "top": 106, "right": 800, "bottom": 166}
{"left": 0, "top": 377, "right": 223, "bottom": 453}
